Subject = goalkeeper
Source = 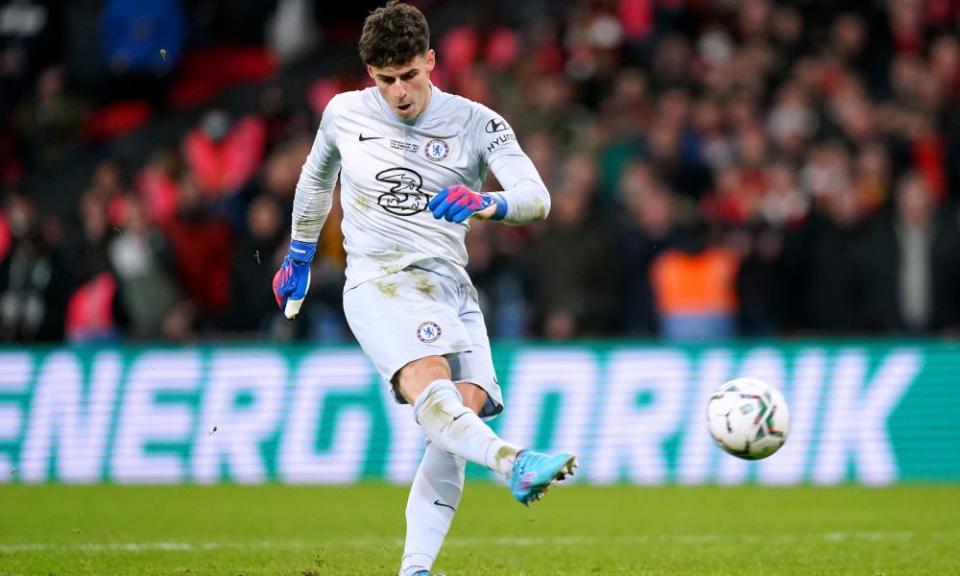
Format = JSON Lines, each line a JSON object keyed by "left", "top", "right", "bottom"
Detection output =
{"left": 272, "top": 2, "right": 577, "bottom": 576}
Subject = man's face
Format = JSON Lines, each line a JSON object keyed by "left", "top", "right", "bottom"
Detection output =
{"left": 367, "top": 50, "right": 435, "bottom": 120}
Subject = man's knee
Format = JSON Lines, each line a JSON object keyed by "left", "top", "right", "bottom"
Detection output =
{"left": 456, "top": 382, "right": 488, "bottom": 415}
{"left": 395, "top": 355, "right": 451, "bottom": 404}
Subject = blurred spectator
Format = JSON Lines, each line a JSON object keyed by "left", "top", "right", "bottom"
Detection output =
{"left": 58, "top": 181, "right": 129, "bottom": 344}
{"left": 525, "top": 153, "right": 616, "bottom": 339}
{"left": 759, "top": 162, "right": 807, "bottom": 227}
{"left": 783, "top": 184, "right": 870, "bottom": 334}
{"left": 735, "top": 225, "right": 787, "bottom": 336}
{"left": 466, "top": 219, "right": 528, "bottom": 339}
{"left": 0, "top": 192, "right": 69, "bottom": 341}
{"left": 64, "top": 270, "right": 120, "bottom": 343}
{"left": 0, "top": 0, "right": 63, "bottom": 118}
{"left": 88, "top": 158, "right": 131, "bottom": 227}
{"left": 650, "top": 224, "right": 739, "bottom": 341}
{"left": 651, "top": 33, "right": 691, "bottom": 89}
{"left": 522, "top": 130, "right": 560, "bottom": 192}
{"left": 12, "top": 66, "right": 86, "bottom": 170}
{"left": 563, "top": 1, "right": 625, "bottom": 107}
{"left": 860, "top": 173, "right": 960, "bottom": 334}
{"left": 853, "top": 142, "right": 893, "bottom": 214}
{"left": 645, "top": 93, "right": 711, "bottom": 199}
{"left": 256, "top": 86, "right": 303, "bottom": 151}
{"left": 767, "top": 82, "right": 817, "bottom": 162}
{"left": 517, "top": 73, "right": 587, "bottom": 150}
{"left": 135, "top": 146, "right": 183, "bottom": 227}
{"left": 930, "top": 36, "right": 960, "bottom": 104}
{"left": 108, "top": 197, "right": 178, "bottom": 340}
{"left": 184, "top": 109, "right": 266, "bottom": 198}
{"left": 596, "top": 67, "right": 649, "bottom": 195}
{"left": 260, "top": 138, "right": 308, "bottom": 205}
{"left": 69, "top": 189, "right": 114, "bottom": 285}
{"left": 164, "top": 173, "right": 234, "bottom": 327}
{"left": 615, "top": 161, "right": 677, "bottom": 336}
{"left": 267, "top": 0, "right": 318, "bottom": 62}
{"left": 225, "top": 193, "right": 285, "bottom": 335}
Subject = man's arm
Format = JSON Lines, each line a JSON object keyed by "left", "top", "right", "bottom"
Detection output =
{"left": 482, "top": 150, "right": 551, "bottom": 224}
{"left": 274, "top": 98, "right": 342, "bottom": 319}
{"left": 291, "top": 102, "right": 342, "bottom": 242}
{"left": 429, "top": 111, "right": 550, "bottom": 225}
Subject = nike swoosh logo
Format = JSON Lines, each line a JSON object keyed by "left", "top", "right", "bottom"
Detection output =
{"left": 433, "top": 500, "right": 456, "bottom": 511}
{"left": 452, "top": 411, "right": 470, "bottom": 422}
{"left": 359, "top": 133, "right": 383, "bottom": 142}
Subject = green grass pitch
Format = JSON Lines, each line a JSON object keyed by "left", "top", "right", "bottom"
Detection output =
{"left": 1, "top": 484, "right": 958, "bottom": 575}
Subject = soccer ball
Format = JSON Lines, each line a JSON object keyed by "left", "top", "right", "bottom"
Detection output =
{"left": 706, "top": 378, "right": 790, "bottom": 460}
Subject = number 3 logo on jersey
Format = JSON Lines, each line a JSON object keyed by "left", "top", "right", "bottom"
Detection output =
{"left": 376, "top": 167, "right": 429, "bottom": 216}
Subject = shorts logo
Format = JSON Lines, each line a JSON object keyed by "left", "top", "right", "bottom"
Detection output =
{"left": 424, "top": 139, "right": 450, "bottom": 162}
{"left": 417, "top": 321, "right": 442, "bottom": 343}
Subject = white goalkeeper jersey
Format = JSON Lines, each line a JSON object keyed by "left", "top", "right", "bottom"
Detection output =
{"left": 291, "top": 84, "right": 550, "bottom": 290}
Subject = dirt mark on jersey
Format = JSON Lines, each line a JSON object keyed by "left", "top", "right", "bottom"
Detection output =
{"left": 412, "top": 274, "right": 437, "bottom": 299}
{"left": 375, "top": 281, "right": 399, "bottom": 298}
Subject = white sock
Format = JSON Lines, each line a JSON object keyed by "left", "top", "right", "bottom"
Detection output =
{"left": 398, "top": 442, "right": 464, "bottom": 576}
{"left": 413, "top": 379, "right": 520, "bottom": 476}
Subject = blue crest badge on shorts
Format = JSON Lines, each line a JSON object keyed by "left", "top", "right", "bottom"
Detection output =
{"left": 417, "top": 321, "right": 442, "bottom": 343}
{"left": 424, "top": 139, "right": 450, "bottom": 162}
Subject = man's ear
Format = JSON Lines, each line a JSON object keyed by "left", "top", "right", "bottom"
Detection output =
{"left": 425, "top": 49, "right": 436, "bottom": 72}
{"left": 366, "top": 64, "right": 376, "bottom": 79}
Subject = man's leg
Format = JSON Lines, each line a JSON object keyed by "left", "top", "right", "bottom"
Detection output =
{"left": 397, "top": 356, "right": 520, "bottom": 476}
{"left": 398, "top": 383, "right": 485, "bottom": 576}
{"left": 399, "top": 357, "right": 576, "bottom": 508}
{"left": 399, "top": 443, "right": 464, "bottom": 576}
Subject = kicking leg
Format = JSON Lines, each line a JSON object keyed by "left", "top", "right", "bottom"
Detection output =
{"left": 398, "top": 356, "right": 519, "bottom": 476}
{"left": 398, "top": 382, "right": 487, "bottom": 576}
{"left": 397, "top": 357, "right": 577, "bottom": 505}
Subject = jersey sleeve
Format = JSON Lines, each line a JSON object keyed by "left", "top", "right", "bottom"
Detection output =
{"left": 291, "top": 96, "right": 343, "bottom": 243}
{"left": 474, "top": 108, "right": 551, "bottom": 225}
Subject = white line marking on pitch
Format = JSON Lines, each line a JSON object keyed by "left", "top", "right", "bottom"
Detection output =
{"left": 0, "top": 531, "right": 937, "bottom": 554}
{"left": 0, "top": 540, "right": 316, "bottom": 553}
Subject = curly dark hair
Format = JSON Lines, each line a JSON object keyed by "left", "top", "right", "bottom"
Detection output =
{"left": 359, "top": 1, "right": 430, "bottom": 68}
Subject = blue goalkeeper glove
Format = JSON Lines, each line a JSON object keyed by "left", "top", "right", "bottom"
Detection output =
{"left": 428, "top": 185, "right": 506, "bottom": 223}
{"left": 272, "top": 239, "right": 316, "bottom": 319}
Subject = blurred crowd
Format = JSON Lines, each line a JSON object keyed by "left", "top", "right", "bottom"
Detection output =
{"left": 2, "top": 0, "right": 960, "bottom": 344}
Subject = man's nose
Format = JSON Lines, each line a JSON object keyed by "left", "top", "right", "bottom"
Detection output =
{"left": 392, "top": 81, "right": 407, "bottom": 100}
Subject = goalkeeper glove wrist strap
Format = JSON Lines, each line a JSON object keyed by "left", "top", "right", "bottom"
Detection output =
{"left": 489, "top": 194, "right": 508, "bottom": 220}
{"left": 288, "top": 239, "right": 317, "bottom": 263}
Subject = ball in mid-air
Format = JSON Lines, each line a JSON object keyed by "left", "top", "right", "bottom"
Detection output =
{"left": 707, "top": 378, "right": 790, "bottom": 460}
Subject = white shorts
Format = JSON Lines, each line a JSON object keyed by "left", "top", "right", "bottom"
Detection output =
{"left": 343, "top": 259, "right": 503, "bottom": 419}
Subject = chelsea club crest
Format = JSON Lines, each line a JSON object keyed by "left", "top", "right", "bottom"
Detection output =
{"left": 417, "top": 321, "right": 442, "bottom": 343}
{"left": 424, "top": 139, "right": 450, "bottom": 162}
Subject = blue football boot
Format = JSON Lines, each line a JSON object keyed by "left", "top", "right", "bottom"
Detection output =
{"left": 409, "top": 571, "right": 445, "bottom": 576}
{"left": 509, "top": 449, "right": 577, "bottom": 506}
